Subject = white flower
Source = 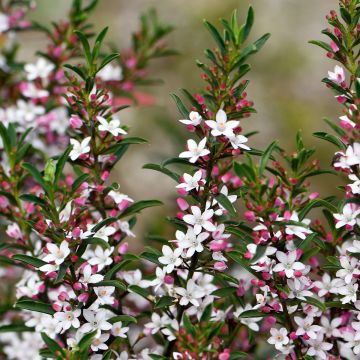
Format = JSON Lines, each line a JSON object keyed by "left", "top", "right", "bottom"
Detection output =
{"left": 24, "top": 58, "right": 55, "bottom": 81}
{"left": 91, "top": 333, "right": 109, "bottom": 352}
{"left": 150, "top": 267, "right": 167, "bottom": 292}
{"left": 267, "top": 327, "right": 289, "bottom": 350}
{"left": 281, "top": 212, "right": 312, "bottom": 240}
{"left": 179, "top": 111, "right": 202, "bottom": 126}
{"left": 87, "top": 223, "right": 116, "bottom": 243}
{"left": 234, "top": 304, "right": 262, "bottom": 331}
{"left": 287, "top": 278, "right": 313, "bottom": 300}
{"left": 108, "top": 190, "right": 134, "bottom": 205}
{"left": 183, "top": 206, "right": 216, "bottom": 235}
{"left": 176, "top": 170, "right": 204, "bottom": 192}
{"left": 205, "top": 109, "right": 239, "bottom": 137}
{"left": 54, "top": 308, "right": 81, "bottom": 333}
{"left": 328, "top": 65, "right": 345, "bottom": 84}
{"left": 81, "top": 309, "right": 112, "bottom": 333}
{"left": 69, "top": 137, "right": 91, "bottom": 161}
{"left": 175, "top": 279, "right": 205, "bottom": 306}
{"left": 177, "top": 228, "right": 209, "bottom": 257}
{"left": 145, "top": 313, "right": 171, "bottom": 334}
{"left": 81, "top": 265, "right": 104, "bottom": 285}
{"left": 306, "top": 333, "right": 333, "bottom": 360}
{"left": 87, "top": 246, "right": 114, "bottom": 270}
{"left": 97, "top": 116, "right": 127, "bottom": 136}
{"left": 336, "top": 256, "right": 360, "bottom": 284}
{"left": 348, "top": 240, "right": 360, "bottom": 253}
{"left": 273, "top": 250, "right": 305, "bottom": 278}
{"left": 338, "top": 282, "right": 358, "bottom": 304}
{"left": 111, "top": 321, "right": 129, "bottom": 338}
{"left": 16, "top": 99, "right": 45, "bottom": 125}
{"left": 344, "top": 143, "right": 360, "bottom": 166}
{"left": 0, "top": 13, "right": 9, "bottom": 33}
{"left": 59, "top": 201, "right": 72, "bottom": 222}
{"left": 228, "top": 134, "right": 250, "bottom": 150}
{"left": 119, "top": 221, "right": 135, "bottom": 237}
{"left": 97, "top": 63, "right": 123, "bottom": 81}
{"left": 320, "top": 316, "right": 342, "bottom": 338}
{"left": 294, "top": 316, "right": 322, "bottom": 339}
{"left": 42, "top": 241, "right": 70, "bottom": 265}
{"left": 334, "top": 203, "right": 360, "bottom": 229}
{"left": 94, "top": 286, "right": 115, "bottom": 305}
{"left": 313, "top": 273, "right": 335, "bottom": 298}
{"left": 158, "top": 245, "right": 182, "bottom": 273}
{"left": 179, "top": 138, "right": 210, "bottom": 163}
{"left": 122, "top": 269, "right": 151, "bottom": 288}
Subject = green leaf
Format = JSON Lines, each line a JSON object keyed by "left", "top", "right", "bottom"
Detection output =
{"left": 83, "top": 237, "right": 111, "bottom": 249}
{"left": 72, "top": 174, "right": 90, "bottom": 193}
{"left": 211, "top": 286, "right": 237, "bottom": 297}
{"left": 313, "top": 132, "right": 346, "bottom": 150}
{"left": 240, "top": 6, "right": 254, "bottom": 43}
{"left": 92, "top": 27, "right": 108, "bottom": 62}
{"left": 154, "top": 296, "right": 174, "bottom": 309}
{"left": 22, "top": 163, "right": 47, "bottom": 191}
{"left": 12, "top": 254, "right": 47, "bottom": 268}
{"left": 97, "top": 53, "right": 120, "bottom": 73}
{"left": 55, "top": 146, "right": 72, "bottom": 184}
{"left": 229, "top": 351, "right": 248, "bottom": 359}
{"left": 128, "top": 285, "right": 150, "bottom": 300}
{"left": 91, "top": 218, "right": 117, "bottom": 233}
{"left": 78, "top": 330, "right": 98, "bottom": 352}
{"left": 0, "top": 323, "right": 34, "bottom": 333}
{"left": 41, "top": 332, "right": 65, "bottom": 356}
{"left": 299, "top": 198, "right": 337, "bottom": 220}
{"left": 75, "top": 30, "right": 92, "bottom": 65}
{"left": 215, "top": 193, "right": 236, "bottom": 216}
{"left": 118, "top": 200, "right": 163, "bottom": 219}
{"left": 15, "top": 299, "right": 55, "bottom": 315}
{"left": 171, "top": 94, "right": 189, "bottom": 118}
{"left": 108, "top": 314, "right": 137, "bottom": 324}
{"left": 303, "top": 297, "right": 326, "bottom": 312}
{"left": 308, "top": 40, "right": 332, "bottom": 52}
{"left": 92, "top": 280, "right": 127, "bottom": 292}
{"left": 143, "top": 163, "right": 180, "bottom": 182}
{"left": 183, "top": 314, "right": 196, "bottom": 337}
{"left": 140, "top": 251, "right": 161, "bottom": 266}
{"left": 238, "top": 309, "right": 265, "bottom": 318}
{"left": 203, "top": 20, "right": 226, "bottom": 55}
{"left": 259, "top": 141, "right": 277, "bottom": 176}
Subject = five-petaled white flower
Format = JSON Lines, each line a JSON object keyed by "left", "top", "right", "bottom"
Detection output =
{"left": 54, "top": 308, "right": 81, "bottom": 333}
{"left": 328, "top": 65, "right": 345, "bottom": 84}
{"left": 205, "top": 109, "right": 239, "bottom": 137}
{"left": 111, "top": 321, "right": 129, "bottom": 338}
{"left": 80, "top": 264, "right": 104, "bottom": 285}
{"left": 179, "top": 138, "right": 210, "bottom": 163}
{"left": 94, "top": 286, "right": 115, "bottom": 305}
{"left": 91, "top": 333, "right": 109, "bottom": 352}
{"left": 334, "top": 203, "right": 360, "bottom": 229}
{"left": 336, "top": 256, "right": 360, "bottom": 284}
{"left": 228, "top": 134, "right": 250, "bottom": 150}
{"left": 294, "top": 316, "right": 322, "bottom": 339}
{"left": 176, "top": 170, "right": 204, "bottom": 192}
{"left": 179, "top": 111, "right": 202, "bottom": 126}
{"left": 158, "top": 245, "right": 182, "bottom": 273}
{"left": 273, "top": 250, "right": 305, "bottom": 278}
{"left": 24, "top": 57, "right": 55, "bottom": 81}
{"left": 69, "top": 137, "right": 91, "bottom": 161}
{"left": 177, "top": 228, "right": 209, "bottom": 257}
{"left": 183, "top": 206, "right": 216, "bottom": 235}
{"left": 42, "top": 240, "right": 70, "bottom": 265}
{"left": 87, "top": 246, "right": 114, "bottom": 270}
{"left": 306, "top": 333, "right": 333, "bottom": 360}
{"left": 81, "top": 309, "right": 112, "bottom": 333}
{"left": 175, "top": 279, "right": 205, "bottom": 307}
{"left": 267, "top": 327, "right": 289, "bottom": 350}
{"left": 97, "top": 116, "right": 127, "bottom": 136}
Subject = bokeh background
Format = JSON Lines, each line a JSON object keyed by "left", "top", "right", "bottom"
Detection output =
{"left": 20, "top": 0, "right": 340, "bottom": 248}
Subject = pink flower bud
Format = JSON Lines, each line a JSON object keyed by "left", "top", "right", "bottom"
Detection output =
{"left": 214, "top": 261, "right": 227, "bottom": 272}
{"left": 52, "top": 303, "right": 62, "bottom": 312}
{"left": 177, "top": 198, "right": 189, "bottom": 211}
{"left": 58, "top": 292, "right": 68, "bottom": 302}
{"left": 309, "top": 192, "right": 319, "bottom": 200}
{"left": 78, "top": 293, "right": 89, "bottom": 303}
{"left": 69, "top": 115, "right": 82, "bottom": 129}
{"left": 244, "top": 211, "right": 256, "bottom": 222}
{"left": 164, "top": 275, "right": 174, "bottom": 285}
{"left": 73, "top": 282, "right": 82, "bottom": 291}
{"left": 118, "top": 242, "right": 128, "bottom": 254}
{"left": 330, "top": 41, "right": 339, "bottom": 52}
{"left": 289, "top": 332, "right": 297, "bottom": 340}
{"left": 101, "top": 171, "right": 110, "bottom": 181}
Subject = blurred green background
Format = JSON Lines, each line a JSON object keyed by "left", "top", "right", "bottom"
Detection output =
{"left": 20, "top": 0, "right": 341, "bottom": 248}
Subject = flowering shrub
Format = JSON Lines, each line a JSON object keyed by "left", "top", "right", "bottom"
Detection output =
{"left": 1, "top": 0, "right": 360, "bottom": 359}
